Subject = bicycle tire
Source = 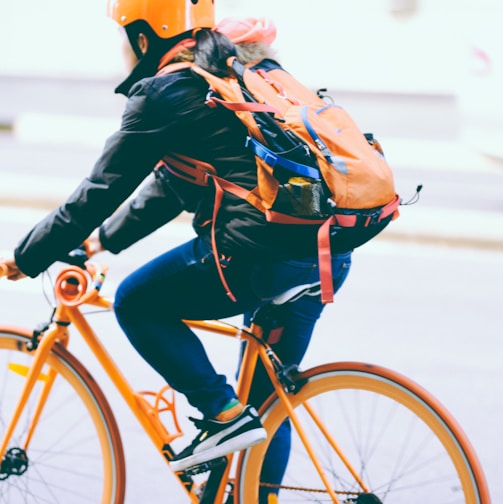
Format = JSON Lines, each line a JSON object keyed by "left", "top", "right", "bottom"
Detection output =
{"left": 0, "top": 327, "right": 126, "bottom": 504}
{"left": 236, "top": 361, "right": 490, "bottom": 503}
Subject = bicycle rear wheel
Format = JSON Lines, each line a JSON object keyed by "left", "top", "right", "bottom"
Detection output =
{"left": 236, "top": 362, "right": 490, "bottom": 503}
{"left": 0, "top": 327, "right": 126, "bottom": 503}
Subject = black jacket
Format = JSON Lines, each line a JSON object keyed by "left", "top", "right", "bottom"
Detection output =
{"left": 14, "top": 62, "right": 320, "bottom": 277}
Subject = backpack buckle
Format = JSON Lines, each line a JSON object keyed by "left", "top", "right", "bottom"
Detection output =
{"left": 205, "top": 89, "right": 219, "bottom": 108}
{"left": 362, "top": 209, "right": 382, "bottom": 227}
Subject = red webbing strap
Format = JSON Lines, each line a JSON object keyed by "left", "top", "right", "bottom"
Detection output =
{"left": 206, "top": 96, "right": 281, "bottom": 115}
{"left": 209, "top": 177, "right": 337, "bottom": 304}
{"left": 317, "top": 217, "right": 336, "bottom": 304}
{"left": 266, "top": 210, "right": 357, "bottom": 227}
{"left": 208, "top": 175, "right": 274, "bottom": 302}
{"left": 210, "top": 177, "right": 237, "bottom": 302}
{"left": 255, "top": 68, "right": 300, "bottom": 105}
{"left": 266, "top": 195, "right": 399, "bottom": 228}
{"left": 212, "top": 175, "right": 254, "bottom": 200}
{"left": 212, "top": 175, "right": 267, "bottom": 213}
{"left": 316, "top": 196, "right": 401, "bottom": 304}
{"left": 378, "top": 194, "right": 401, "bottom": 221}
{"left": 207, "top": 173, "right": 398, "bottom": 305}
{"left": 189, "top": 64, "right": 268, "bottom": 144}
{"left": 265, "top": 210, "right": 325, "bottom": 225}
{"left": 156, "top": 61, "right": 193, "bottom": 76}
{"left": 157, "top": 153, "right": 216, "bottom": 186}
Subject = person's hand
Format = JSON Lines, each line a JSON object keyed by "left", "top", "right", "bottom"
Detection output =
{"left": 0, "top": 256, "right": 27, "bottom": 281}
{"left": 83, "top": 230, "right": 105, "bottom": 258}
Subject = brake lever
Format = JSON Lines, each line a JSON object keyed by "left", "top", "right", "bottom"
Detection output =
{"left": 63, "top": 246, "right": 89, "bottom": 269}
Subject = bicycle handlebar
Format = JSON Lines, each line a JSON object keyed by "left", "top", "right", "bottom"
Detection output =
{"left": 53, "top": 247, "right": 109, "bottom": 306}
{"left": 0, "top": 246, "right": 108, "bottom": 305}
{"left": 0, "top": 247, "right": 108, "bottom": 307}
{"left": 62, "top": 246, "right": 89, "bottom": 269}
{"left": 0, "top": 246, "right": 89, "bottom": 280}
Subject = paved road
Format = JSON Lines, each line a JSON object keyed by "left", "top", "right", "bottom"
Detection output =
{"left": 1, "top": 211, "right": 502, "bottom": 503}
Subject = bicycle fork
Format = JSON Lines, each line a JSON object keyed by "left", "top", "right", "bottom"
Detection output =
{"left": 0, "top": 323, "right": 64, "bottom": 476}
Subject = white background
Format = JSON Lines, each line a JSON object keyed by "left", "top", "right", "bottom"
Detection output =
{"left": 0, "top": 0, "right": 501, "bottom": 94}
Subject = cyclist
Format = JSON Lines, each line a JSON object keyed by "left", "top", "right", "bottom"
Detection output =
{"left": 1, "top": 1, "right": 352, "bottom": 501}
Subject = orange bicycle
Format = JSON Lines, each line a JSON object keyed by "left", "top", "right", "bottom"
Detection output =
{"left": 0, "top": 256, "right": 491, "bottom": 503}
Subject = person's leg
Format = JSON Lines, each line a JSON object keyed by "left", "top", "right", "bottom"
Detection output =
{"left": 115, "top": 239, "right": 348, "bottom": 418}
{"left": 114, "top": 237, "right": 264, "bottom": 417}
{"left": 114, "top": 237, "right": 271, "bottom": 471}
{"left": 246, "top": 250, "right": 352, "bottom": 407}
{"left": 114, "top": 235, "right": 350, "bottom": 473}
{"left": 244, "top": 251, "right": 352, "bottom": 502}
{"left": 247, "top": 294, "right": 325, "bottom": 503}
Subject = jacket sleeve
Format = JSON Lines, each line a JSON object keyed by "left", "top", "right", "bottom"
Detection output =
{"left": 98, "top": 171, "right": 185, "bottom": 254}
{"left": 14, "top": 79, "right": 180, "bottom": 278}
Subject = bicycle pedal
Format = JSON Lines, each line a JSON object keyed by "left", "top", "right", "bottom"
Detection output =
{"left": 184, "top": 456, "right": 227, "bottom": 476}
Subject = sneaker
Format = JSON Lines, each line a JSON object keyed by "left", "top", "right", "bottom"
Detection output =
{"left": 170, "top": 405, "right": 267, "bottom": 472}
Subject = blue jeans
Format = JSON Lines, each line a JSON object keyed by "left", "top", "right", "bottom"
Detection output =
{"left": 242, "top": 257, "right": 351, "bottom": 501}
{"left": 114, "top": 236, "right": 351, "bottom": 489}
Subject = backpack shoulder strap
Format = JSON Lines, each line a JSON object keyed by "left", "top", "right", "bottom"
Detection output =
{"left": 190, "top": 61, "right": 269, "bottom": 144}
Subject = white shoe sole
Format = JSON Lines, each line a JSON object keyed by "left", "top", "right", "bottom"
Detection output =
{"left": 170, "top": 427, "right": 267, "bottom": 472}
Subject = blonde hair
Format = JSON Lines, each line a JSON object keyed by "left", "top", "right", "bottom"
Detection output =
{"left": 235, "top": 42, "right": 277, "bottom": 64}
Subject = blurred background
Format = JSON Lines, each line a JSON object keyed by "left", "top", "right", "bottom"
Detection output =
{"left": 1, "top": 1, "right": 502, "bottom": 502}
{"left": 1, "top": 0, "right": 502, "bottom": 158}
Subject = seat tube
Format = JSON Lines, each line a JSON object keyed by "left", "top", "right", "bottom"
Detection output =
{"left": 257, "top": 345, "right": 342, "bottom": 503}
{"left": 235, "top": 325, "right": 262, "bottom": 405}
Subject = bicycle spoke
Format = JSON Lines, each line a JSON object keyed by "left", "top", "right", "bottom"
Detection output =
{"left": 0, "top": 330, "right": 125, "bottom": 504}
{"left": 237, "top": 363, "right": 488, "bottom": 503}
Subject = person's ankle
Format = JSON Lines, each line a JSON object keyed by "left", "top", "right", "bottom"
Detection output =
{"left": 214, "top": 398, "right": 244, "bottom": 422}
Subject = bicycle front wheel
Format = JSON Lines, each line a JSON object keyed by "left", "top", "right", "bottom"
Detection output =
{"left": 236, "top": 361, "right": 490, "bottom": 503}
{"left": 0, "top": 327, "right": 126, "bottom": 503}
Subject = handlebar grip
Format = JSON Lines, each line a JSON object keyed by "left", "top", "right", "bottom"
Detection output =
{"left": 0, "top": 264, "right": 8, "bottom": 277}
{"left": 64, "top": 246, "right": 89, "bottom": 269}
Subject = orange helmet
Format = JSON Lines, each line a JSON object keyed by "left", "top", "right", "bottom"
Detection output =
{"left": 107, "top": 0, "right": 215, "bottom": 39}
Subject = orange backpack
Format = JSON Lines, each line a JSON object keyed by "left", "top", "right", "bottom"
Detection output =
{"left": 157, "top": 58, "right": 401, "bottom": 303}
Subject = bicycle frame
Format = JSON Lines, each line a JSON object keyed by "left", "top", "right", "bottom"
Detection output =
{"left": 0, "top": 263, "right": 364, "bottom": 503}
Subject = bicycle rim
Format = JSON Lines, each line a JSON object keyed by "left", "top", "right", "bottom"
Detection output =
{"left": 236, "top": 362, "right": 490, "bottom": 503}
{"left": 0, "top": 328, "right": 126, "bottom": 504}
